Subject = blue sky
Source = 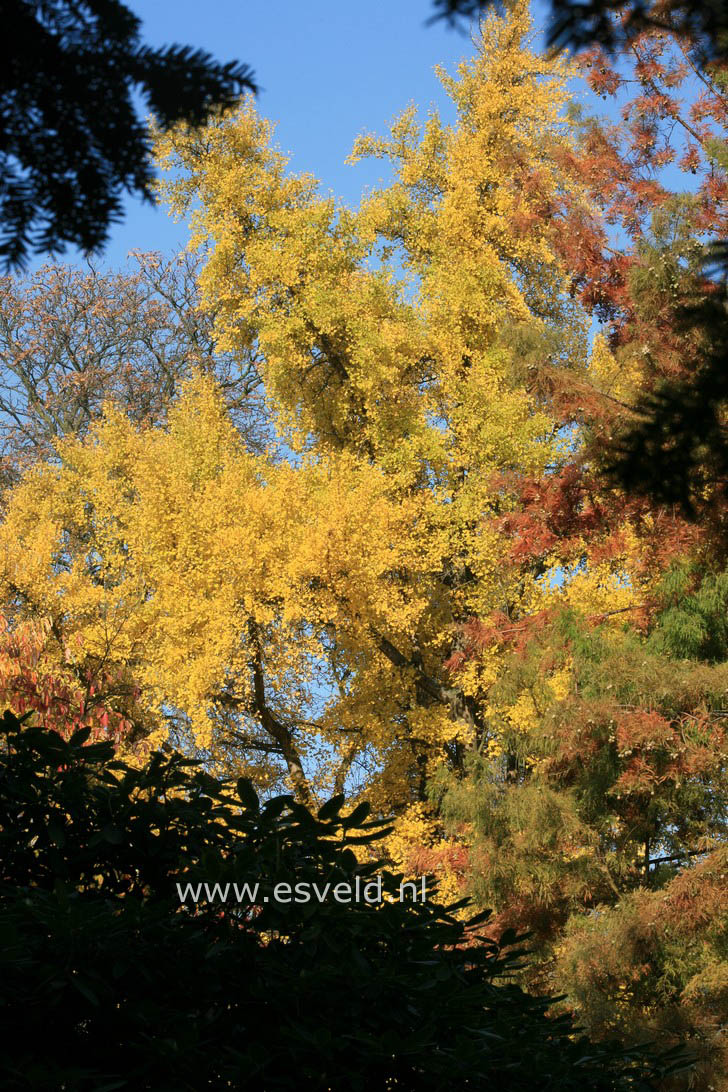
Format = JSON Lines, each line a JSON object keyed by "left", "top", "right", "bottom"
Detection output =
{"left": 64, "top": 0, "right": 551, "bottom": 268}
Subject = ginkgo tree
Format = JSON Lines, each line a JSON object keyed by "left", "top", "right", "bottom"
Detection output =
{"left": 0, "top": 4, "right": 643, "bottom": 816}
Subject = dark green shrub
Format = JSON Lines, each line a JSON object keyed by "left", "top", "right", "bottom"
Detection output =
{"left": 0, "top": 710, "right": 677, "bottom": 1090}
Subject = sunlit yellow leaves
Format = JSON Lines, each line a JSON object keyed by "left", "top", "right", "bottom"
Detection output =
{"left": 0, "top": 374, "right": 450, "bottom": 786}
{"left": 0, "top": 2, "right": 607, "bottom": 813}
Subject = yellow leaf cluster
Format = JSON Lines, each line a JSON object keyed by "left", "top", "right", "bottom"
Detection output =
{"left": 0, "top": 3, "right": 622, "bottom": 820}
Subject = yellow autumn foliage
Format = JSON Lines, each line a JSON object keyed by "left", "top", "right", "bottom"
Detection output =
{"left": 0, "top": 3, "right": 647, "bottom": 821}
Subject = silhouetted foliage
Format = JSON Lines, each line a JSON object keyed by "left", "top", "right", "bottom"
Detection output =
{"left": 0, "top": 709, "right": 675, "bottom": 1090}
{"left": 606, "top": 292, "right": 728, "bottom": 517}
{"left": 429, "top": 0, "right": 728, "bottom": 59}
{"left": 0, "top": 0, "right": 255, "bottom": 269}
